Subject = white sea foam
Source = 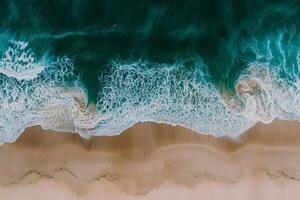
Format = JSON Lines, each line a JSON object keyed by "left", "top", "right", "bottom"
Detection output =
{"left": 228, "top": 63, "right": 300, "bottom": 123}
{"left": 0, "top": 40, "right": 115, "bottom": 143}
{"left": 1, "top": 40, "right": 300, "bottom": 144}
{"left": 0, "top": 41, "right": 44, "bottom": 81}
{"left": 93, "top": 60, "right": 255, "bottom": 137}
{"left": 0, "top": 53, "right": 88, "bottom": 143}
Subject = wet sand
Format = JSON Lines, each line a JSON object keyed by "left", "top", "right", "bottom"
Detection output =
{"left": 1, "top": 120, "right": 300, "bottom": 199}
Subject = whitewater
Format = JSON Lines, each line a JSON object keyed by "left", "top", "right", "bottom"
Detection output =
{"left": 0, "top": 38, "right": 298, "bottom": 144}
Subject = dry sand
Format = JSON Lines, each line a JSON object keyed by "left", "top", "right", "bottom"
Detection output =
{"left": 0, "top": 120, "right": 300, "bottom": 199}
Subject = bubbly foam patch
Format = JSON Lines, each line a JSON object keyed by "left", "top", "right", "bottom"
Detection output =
{"left": 94, "top": 61, "right": 255, "bottom": 137}
{"left": 0, "top": 40, "right": 120, "bottom": 143}
{"left": 227, "top": 63, "right": 300, "bottom": 123}
{"left": 0, "top": 40, "right": 92, "bottom": 143}
{"left": 0, "top": 41, "right": 44, "bottom": 81}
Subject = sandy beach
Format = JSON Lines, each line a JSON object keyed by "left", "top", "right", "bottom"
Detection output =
{"left": 1, "top": 120, "right": 300, "bottom": 199}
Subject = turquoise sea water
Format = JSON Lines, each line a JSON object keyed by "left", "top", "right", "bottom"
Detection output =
{"left": 0, "top": 0, "right": 300, "bottom": 142}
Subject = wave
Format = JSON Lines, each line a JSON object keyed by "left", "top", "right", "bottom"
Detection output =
{"left": 94, "top": 60, "right": 255, "bottom": 137}
{"left": 1, "top": 40, "right": 300, "bottom": 143}
{"left": 0, "top": 41, "right": 88, "bottom": 143}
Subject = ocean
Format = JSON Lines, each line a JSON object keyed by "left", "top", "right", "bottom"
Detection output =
{"left": 0, "top": 0, "right": 299, "bottom": 143}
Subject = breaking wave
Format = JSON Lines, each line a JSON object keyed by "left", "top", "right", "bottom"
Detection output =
{"left": 0, "top": 41, "right": 254, "bottom": 143}
{"left": 0, "top": 40, "right": 88, "bottom": 143}
{"left": 95, "top": 60, "right": 255, "bottom": 137}
{"left": 1, "top": 39, "right": 300, "bottom": 143}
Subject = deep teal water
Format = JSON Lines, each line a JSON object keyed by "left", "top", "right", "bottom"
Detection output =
{"left": 0, "top": 0, "right": 300, "bottom": 142}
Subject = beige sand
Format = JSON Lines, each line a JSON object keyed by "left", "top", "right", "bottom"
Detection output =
{"left": 0, "top": 120, "right": 300, "bottom": 199}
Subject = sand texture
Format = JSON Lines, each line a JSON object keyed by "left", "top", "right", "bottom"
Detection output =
{"left": 0, "top": 120, "right": 300, "bottom": 199}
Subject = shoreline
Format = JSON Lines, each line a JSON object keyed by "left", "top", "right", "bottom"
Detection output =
{"left": 1, "top": 120, "right": 300, "bottom": 199}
